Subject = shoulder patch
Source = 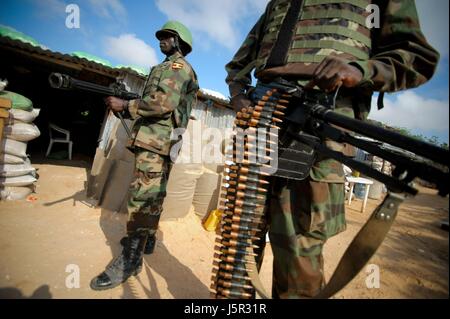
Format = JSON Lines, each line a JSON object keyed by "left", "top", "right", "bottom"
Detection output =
{"left": 172, "top": 62, "right": 184, "bottom": 70}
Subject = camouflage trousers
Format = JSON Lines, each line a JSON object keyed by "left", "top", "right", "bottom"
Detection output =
{"left": 261, "top": 176, "right": 346, "bottom": 298}
{"left": 126, "top": 148, "right": 172, "bottom": 236}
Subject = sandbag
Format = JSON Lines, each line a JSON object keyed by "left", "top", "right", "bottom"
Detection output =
{"left": 0, "top": 91, "right": 33, "bottom": 111}
{"left": 0, "top": 162, "right": 35, "bottom": 177}
{"left": 0, "top": 186, "right": 33, "bottom": 201}
{"left": 4, "top": 123, "right": 41, "bottom": 142}
{"left": 8, "top": 108, "right": 40, "bottom": 123}
{"left": 193, "top": 170, "right": 221, "bottom": 218}
{"left": 162, "top": 163, "right": 203, "bottom": 220}
{"left": 0, "top": 153, "right": 25, "bottom": 164}
{"left": 0, "top": 174, "right": 36, "bottom": 187}
{"left": 0, "top": 139, "right": 28, "bottom": 158}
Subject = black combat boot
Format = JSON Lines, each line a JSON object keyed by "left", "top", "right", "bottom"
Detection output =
{"left": 120, "top": 234, "right": 156, "bottom": 255}
{"left": 90, "top": 231, "right": 148, "bottom": 291}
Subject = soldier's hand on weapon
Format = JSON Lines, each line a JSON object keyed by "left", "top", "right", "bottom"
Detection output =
{"left": 230, "top": 93, "right": 252, "bottom": 113}
{"left": 306, "top": 56, "right": 363, "bottom": 92}
{"left": 104, "top": 96, "right": 128, "bottom": 112}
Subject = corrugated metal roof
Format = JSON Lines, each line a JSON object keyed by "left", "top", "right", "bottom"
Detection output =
{"left": 198, "top": 88, "right": 230, "bottom": 106}
{"left": 0, "top": 35, "right": 145, "bottom": 78}
{"left": 1, "top": 34, "right": 231, "bottom": 107}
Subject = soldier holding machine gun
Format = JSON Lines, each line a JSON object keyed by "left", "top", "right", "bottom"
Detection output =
{"left": 224, "top": 0, "right": 441, "bottom": 299}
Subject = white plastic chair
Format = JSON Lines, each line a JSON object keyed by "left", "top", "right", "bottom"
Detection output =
{"left": 46, "top": 123, "right": 73, "bottom": 160}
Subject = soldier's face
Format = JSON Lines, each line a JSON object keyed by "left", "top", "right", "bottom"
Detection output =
{"left": 159, "top": 33, "right": 176, "bottom": 55}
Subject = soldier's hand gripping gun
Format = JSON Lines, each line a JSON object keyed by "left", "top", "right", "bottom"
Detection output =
{"left": 48, "top": 72, "right": 140, "bottom": 138}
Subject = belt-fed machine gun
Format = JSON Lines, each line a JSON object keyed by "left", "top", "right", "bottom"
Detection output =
{"left": 212, "top": 79, "right": 449, "bottom": 299}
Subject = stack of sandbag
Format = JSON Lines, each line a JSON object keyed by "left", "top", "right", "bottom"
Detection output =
{"left": 0, "top": 89, "right": 40, "bottom": 201}
{"left": 162, "top": 119, "right": 204, "bottom": 220}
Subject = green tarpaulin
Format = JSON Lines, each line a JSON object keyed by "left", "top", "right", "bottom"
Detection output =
{"left": 0, "top": 91, "right": 33, "bottom": 111}
{"left": 0, "top": 25, "right": 40, "bottom": 47}
{"left": 115, "top": 64, "right": 148, "bottom": 75}
{"left": 72, "top": 51, "right": 113, "bottom": 67}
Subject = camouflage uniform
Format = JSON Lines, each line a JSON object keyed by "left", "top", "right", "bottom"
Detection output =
{"left": 226, "top": 0, "right": 439, "bottom": 298}
{"left": 125, "top": 51, "right": 198, "bottom": 237}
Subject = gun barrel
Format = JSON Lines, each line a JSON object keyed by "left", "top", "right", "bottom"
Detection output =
{"left": 48, "top": 73, "right": 140, "bottom": 100}
{"left": 312, "top": 105, "right": 449, "bottom": 166}
{"left": 48, "top": 73, "right": 138, "bottom": 138}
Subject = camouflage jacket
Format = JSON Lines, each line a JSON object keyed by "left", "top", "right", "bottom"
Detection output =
{"left": 226, "top": 0, "right": 439, "bottom": 96}
{"left": 127, "top": 52, "right": 199, "bottom": 156}
{"left": 225, "top": 0, "right": 439, "bottom": 182}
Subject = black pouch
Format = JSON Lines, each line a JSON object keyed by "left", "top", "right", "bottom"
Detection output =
{"left": 273, "top": 91, "right": 320, "bottom": 181}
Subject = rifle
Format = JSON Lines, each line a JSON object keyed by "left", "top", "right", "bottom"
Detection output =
{"left": 48, "top": 73, "right": 140, "bottom": 138}
{"left": 212, "top": 79, "right": 449, "bottom": 299}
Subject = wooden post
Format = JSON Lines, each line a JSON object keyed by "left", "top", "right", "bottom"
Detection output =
{"left": 0, "top": 97, "right": 12, "bottom": 143}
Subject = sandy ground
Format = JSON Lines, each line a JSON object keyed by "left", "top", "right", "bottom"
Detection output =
{"left": 0, "top": 161, "right": 448, "bottom": 299}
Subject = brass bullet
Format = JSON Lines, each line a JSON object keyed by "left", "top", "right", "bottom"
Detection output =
{"left": 222, "top": 224, "right": 261, "bottom": 233}
{"left": 237, "top": 183, "right": 268, "bottom": 193}
{"left": 234, "top": 198, "right": 264, "bottom": 208}
{"left": 217, "top": 279, "right": 254, "bottom": 291}
{"left": 231, "top": 205, "right": 265, "bottom": 216}
{"left": 213, "top": 260, "right": 249, "bottom": 273}
{"left": 215, "top": 237, "right": 260, "bottom": 249}
{"left": 232, "top": 151, "right": 273, "bottom": 163}
{"left": 214, "top": 245, "right": 258, "bottom": 257}
{"left": 222, "top": 207, "right": 265, "bottom": 218}
{"left": 245, "top": 127, "right": 279, "bottom": 138}
{"left": 216, "top": 288, "right": 253, "bottom": 299}
{"left": 253, "top": 105, "right": 285, "bottom": 116}
{"left": 260, "top": 95, "right": 290, "bottom": 105}
{"left": 223, "top": 216, "right": 263, "bottom": 225}
{"left": 215, "top": 270, "right": 251, "bottom": 281}
{"left": 225, "top": 172, "right": 270, "bottom": 185}
{"left": 214, "top": 253, "right": 256, "bottom": 265}
{"left": 221, "top": 232, "right": 260, "bottom": 241}
{"left": 221, "top": 186, "right": 236, "bottom": 193}
{"left": 235, "top": 119, "right": 249, "bottom": 127}
{"left": 256, "top": 100, "right": 288, "bottom": 110}
{"left": 249, "top": 118, "right": 280, "bottom": 129}
{"left": 223, "top": 209, "right": 265, "bottom": 219}
{"left": 225, "top": 201, "right": 263, "bottom": 211}
{"left": 236, "top": 190, "right": 267, "bottom": 200}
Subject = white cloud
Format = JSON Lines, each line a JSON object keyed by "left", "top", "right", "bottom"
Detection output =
{"left": 155, "top": 0, "right": 269, "bottom": 50}
{"left": 416, "top": 0, "right": 449, "bottom": 57}
{"left": 369, "top": 91, "right": 449, "bottom": 133}
{"left": 30, "top": 0, "right": 67, "bottom": 18}
{"left": 104, "top": 34, "right": 159, "bottom": 70}
{"left": 87, "top": 0, "right": 127, "bottom": 21}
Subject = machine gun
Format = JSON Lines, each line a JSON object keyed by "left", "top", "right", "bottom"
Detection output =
{"left": 269, "top": 79, "right": 449, "bottom": 197}
{"left": 48, "top": 73, "right": 140, "bottom": 138}
{"left": 212, "top": 79, "right": 449, "bottom": 299}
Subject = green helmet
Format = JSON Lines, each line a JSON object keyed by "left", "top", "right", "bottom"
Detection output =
{"left": 155, "top": 21, "right": 193, "bottom": 55}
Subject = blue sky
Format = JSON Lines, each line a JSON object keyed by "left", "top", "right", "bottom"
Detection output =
{"left": 0, "top": 0, "right": 448, "bottom": 143}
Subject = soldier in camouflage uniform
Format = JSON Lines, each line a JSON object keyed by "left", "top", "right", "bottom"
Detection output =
{"left": 91, "top": 21, "right": 199, "bottom": 291}
{"left": 226, "top": 0, "right": 439, "bottom": 298}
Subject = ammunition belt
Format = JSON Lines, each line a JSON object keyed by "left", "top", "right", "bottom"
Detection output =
{"left": 210, "top": 84, "right": 290, "bottom": 299}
